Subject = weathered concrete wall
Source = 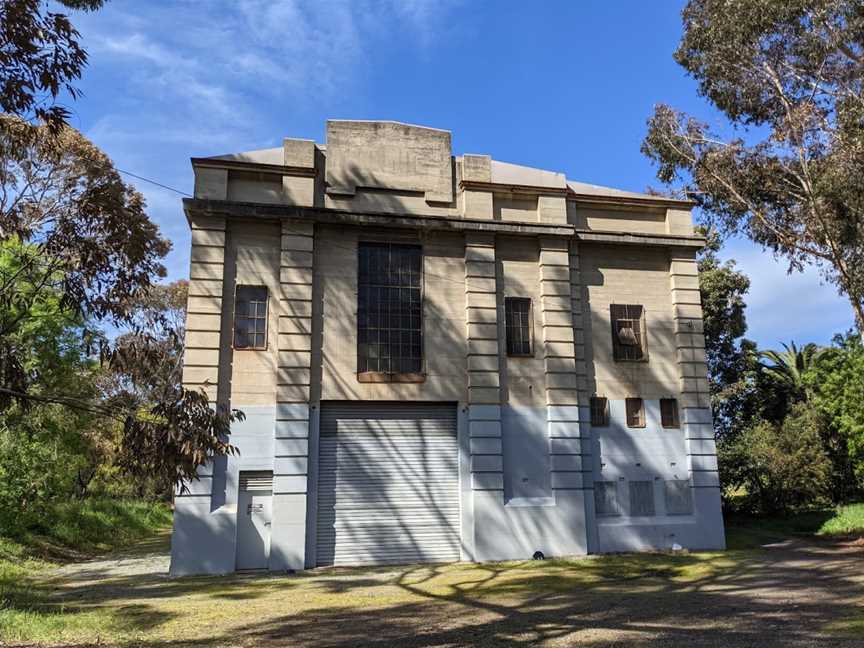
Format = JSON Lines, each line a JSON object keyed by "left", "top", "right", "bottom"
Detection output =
{"left": 567, "top": 203, "right": 695, "bottom": 238}
{"left": 325, "top": 121, "right": 454, "bottom": 203}
{"left": 173, "top": 120, "right": 722, "bottom": 576}
{"left": 570, "top": 205, "right": 667, "bottom": 234}
{"left": 591, "top": 399, "right": 722, "bottom": 552}
{"left": 227, "top": 171, "right": 284, "bottom": 204}
{"left": 467, "top": 234, "right": 589, "bottom": 561}
{"left": 576, "top": 241, "right": 724, "bottom": 553}
{"left": 314, "top": 224, "right": 467, "bottom": 402}
{"left": 580, "top": 244, "right": 680, "bottom": 399}
{"left": 497, "top": 237, "right": 550, "bottom": 502}
{"left": 171, "top": 213, "right": 230, "bottom": 576}
{"left": 272, "top": 220, "right": 315, "bottom": 570}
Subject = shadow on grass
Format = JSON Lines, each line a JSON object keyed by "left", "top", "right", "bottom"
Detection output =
{"left": 5, "top": 539, "right": 864, "bottom": 648}
{"left": 724, "top": 508, "right": 858, "bottom": 550}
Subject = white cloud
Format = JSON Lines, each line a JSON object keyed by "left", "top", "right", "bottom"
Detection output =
{"left": 93, "top": 32, "right": 178, "bottom": 67}
{"left": 71, "top": 0, "right": 463, "bottom": 283}
{"left": 728, "top": 240, "right": 854, "bottom": 348}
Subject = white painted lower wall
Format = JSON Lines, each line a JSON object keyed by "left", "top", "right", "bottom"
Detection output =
{"left": 170, "top": 398, "right": 724, "bottom": 576}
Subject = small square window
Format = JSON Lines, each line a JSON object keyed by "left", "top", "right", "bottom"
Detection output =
{"left": 505, "top": 297, "right": 532, "bottom": 356}
{"left": 594, "top": 481, "right": 620, "bottom": 517}
{"left": 665, "top": 480, "right": 693, "bottom": 515}
{"left": 629, "top": 481, "right": 655, "bottom": 516}
{"left": 660, "top": 398, "right": 680, "bottom": 428}
{"left": 234, "top": 285, "right": 268, "bottom": 350}
{"left": 590, "top": 397, "right": 608, "bottom": 427}
{"left": 625, "top": 397, "right": 645, "bottom": 428}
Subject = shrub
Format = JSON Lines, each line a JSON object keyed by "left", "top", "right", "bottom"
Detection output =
{"left": 719, "top": 404, "right": 832, "bottom": 514}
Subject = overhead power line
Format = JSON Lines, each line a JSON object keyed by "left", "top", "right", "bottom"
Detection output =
{"left": 117, "top": 168, "right": 192, "bottom": 197}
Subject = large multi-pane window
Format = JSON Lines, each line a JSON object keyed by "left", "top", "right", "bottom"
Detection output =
{"left": 357, "top": 242, "right": 423, "bottom": 377}
{"left": 234, "top": 285, "right": 268, "bottom": 349}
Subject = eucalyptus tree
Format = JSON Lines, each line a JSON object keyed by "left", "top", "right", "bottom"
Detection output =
{"left": 0, "top": 118, "right": 240, "bottom": 490}
{"left": 0, "top": 0, "right": 105, "bottom": 131}
{"left": 643, "top": 0, "right": 864, "bottom": 331}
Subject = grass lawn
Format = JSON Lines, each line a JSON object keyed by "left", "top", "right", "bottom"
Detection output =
{"left": 725, "top": 501, "right": 864, "bottom": 548}
{"left": 1, "top": 503, "right": 862, "bottom": 647}
{"left": 1, "top": 498, "right": 172, "bottom": 645}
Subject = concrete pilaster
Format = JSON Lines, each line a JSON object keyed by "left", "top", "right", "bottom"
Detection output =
{"left": 465, "top": 232, "right": 504, "bottom": 495}
{"left": 669, "top": 251, "right": 724, "bottom": 547}
{"left": 170, "top": 214, "right": 229, "bottom": 575}
{"left": 271, "top": 219, "right": 315, "bottom": 570}
{"left": 181, "top": 214, "right": 227, "bottom": 503}
{"left": 539, "top": 237, "right": 587, "bottom": 492}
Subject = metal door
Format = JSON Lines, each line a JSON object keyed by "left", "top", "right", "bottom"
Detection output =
{"left": 316, "top": 402, "right": 460, "bottom": 566}
{"left": 236, "top": 471, "right": 273, "bottom": 570}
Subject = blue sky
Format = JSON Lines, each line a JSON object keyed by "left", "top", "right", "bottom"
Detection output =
{"left": 66, "top": 0, "right": 852, "bottom": 349}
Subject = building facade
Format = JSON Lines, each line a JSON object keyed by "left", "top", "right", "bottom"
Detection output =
{"left": 170, "top": 120, "right": 724, "bottom": 576}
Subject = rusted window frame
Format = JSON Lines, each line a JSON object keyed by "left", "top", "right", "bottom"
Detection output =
{"left": 610, "top": 303, "right": 648, "bottom": 362}
{"left": 625, "top": 397, "right": 645, "bottom": 428}
{"left": 233, "top": 284, "right": 269, "bottom": 351}
{"left": 660, "top": 398, "right": 680, "bottom": 428}
{"left": 356, "top": 241, "right": 425, "bottom": 383}
{"left": 504, "top": 296, "right": 533, "bottom": 357}
{"left": 590, "top": 396, "right": 609, "bottom": 427}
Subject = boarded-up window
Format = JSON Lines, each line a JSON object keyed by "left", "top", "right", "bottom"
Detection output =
{"left": 594, "top": 481, "right": 620, "bottom": 517}
{"left": 234, "top": 285, "right": 268, "bottom": 349}
{"left": 660, "top": 398, "right": 680, "bottom": 428}
{"left": 625, "top": 398, "right": 645, "bottom": 428}
{"left": 665, "top": 480, "right": 693, "bottom": 515}
{"left": 590, "top": 397, "right": 608, "bottom": 427}
{"left": 505, "top": 297, "right": 532, "bottom": 356}
{"left": 610, "top": 304, "right": 647, "bottom": 361}
{"left": 357, "top": 242, "right": 423, "bottom": 376}
{"left": 629, "top": 480, "right": 655, "bottom": 516}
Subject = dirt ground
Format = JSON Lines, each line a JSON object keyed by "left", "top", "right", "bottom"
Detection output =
{"left": 11, "top": 535, "right": 864, "bottom": 648}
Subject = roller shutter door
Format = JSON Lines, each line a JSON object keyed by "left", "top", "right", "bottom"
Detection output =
{"left": 316, "top": 402, "right": 460, "bottom": 566}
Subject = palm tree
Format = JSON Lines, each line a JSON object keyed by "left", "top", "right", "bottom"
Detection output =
{"left": 754, "top": 341, "right": 822, "bottom": 400}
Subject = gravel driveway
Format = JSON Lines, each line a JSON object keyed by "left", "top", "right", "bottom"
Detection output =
{"left": 25, "top": 535, "right": 864, "bottom": 647}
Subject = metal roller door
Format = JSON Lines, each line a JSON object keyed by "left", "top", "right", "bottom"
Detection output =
{"left": 316, "top": 402, "right": 460, "bottom": 566}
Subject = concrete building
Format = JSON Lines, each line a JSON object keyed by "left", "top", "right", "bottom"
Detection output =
{"left": 170, "top": 120, "right": 724, "bottom": 576}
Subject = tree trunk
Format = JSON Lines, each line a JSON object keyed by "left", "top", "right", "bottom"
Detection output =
{"left": 849, "top": 293, "right": 864, "bottom": 335}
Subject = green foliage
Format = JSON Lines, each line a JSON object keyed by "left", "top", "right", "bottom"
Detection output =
{"left": 719, "top": 404, "right": 832, "bottom": 513}
{"left": 696, "top": 227, "right": 752, "bottom": 439}
{"left": 643, "top": 0, "right": 864, "bottom": 331}
{"left": 0, "top": 0, "right": 105, "bottom": 131}
{"left": 16, "top": 498, "right": 173, "bottom": 554}
{"left": 0, "top": 0, "right": 233, "bottom": 551}
{"left": 0, "top": 408, "right": 92, "bottom": 535}
{"left": 805, "top": 333, "right": 864, "bottom": 497}
{"left": 0, "top": 121, "right": 240, "bottom": 491}
{"left": 725, "top": 502, "right": 864, "bottom": 549}
{"left": 698, "top": 229, "right": 749, "bottom": 382}
{"left": 756, "top": 341, "right": 823, "bottom": 400}
{"left": 0, "top": 498, "right": 171, "bottom": 644}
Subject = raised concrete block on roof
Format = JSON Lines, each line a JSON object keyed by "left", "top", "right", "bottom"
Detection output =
{"left": 325, "top": 120, "right": 454, "bottom": 203}
{"left": 491, "top": 160, "right": 567, "bottom": 188}
{"left": 462, "top": 154, "right": 491, "bottom": 182}
{"left": 211, "top": 146, "right": 284, "bottom": 165}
